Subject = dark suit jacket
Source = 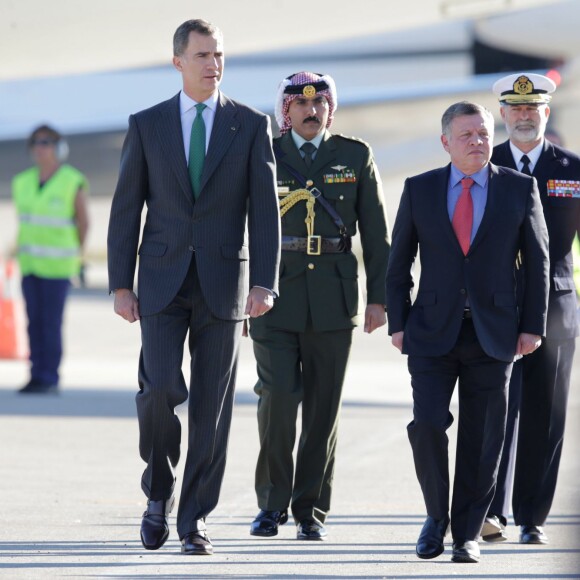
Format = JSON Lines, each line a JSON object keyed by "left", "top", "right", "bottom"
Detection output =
{"left": 253, "top": 130, "right": 390, "bottom": 333}
{"left": 386, "top": 162, "right": 550, "bottom": 362}
{"left": 492, "top": 139, "right": 580, "bottom": 339}
{"left": 107, "top": 92, "right": 281, "bottom": 319}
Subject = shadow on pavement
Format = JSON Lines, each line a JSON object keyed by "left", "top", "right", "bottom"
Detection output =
{"left": 0, "top": 389, "right": 411, "bottom": 418}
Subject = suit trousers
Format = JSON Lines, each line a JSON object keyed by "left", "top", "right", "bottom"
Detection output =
{"left": 512, "top": 337, "right": 576, "bottom": 526}
{"left": 137, "top": 256, "right": 242, "bottom": 538}
{"left": 487, "top": 360, "right": 522, "bottom": 524}
{"left": 251, "top": 323, "right": 353, "bottom": 523}
{"left": 407, "top": 318, "right": 511, "bottom": 541}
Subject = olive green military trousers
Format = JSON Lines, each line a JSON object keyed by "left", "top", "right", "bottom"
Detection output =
{"left": 251, "top": 323, "right": 353, "bottom": 524}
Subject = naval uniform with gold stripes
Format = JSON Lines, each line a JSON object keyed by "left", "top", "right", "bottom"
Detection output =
{"left": 250, "top": 129, "right": 390, "bottom": 525}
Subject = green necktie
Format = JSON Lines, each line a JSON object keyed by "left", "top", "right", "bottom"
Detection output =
{"left": 188, "top": 103, "right": 207, "bottom": 199}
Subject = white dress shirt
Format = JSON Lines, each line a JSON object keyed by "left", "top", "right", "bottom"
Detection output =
{"left": 179, "top": 90, "right": 219, "bottom": 162}
{"left": 509, "top": 140, "right": 544, "bottom": 174}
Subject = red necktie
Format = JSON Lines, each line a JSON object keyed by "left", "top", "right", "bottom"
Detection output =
{"left": 452, "top": 177, "right": 474, "bottom": 255}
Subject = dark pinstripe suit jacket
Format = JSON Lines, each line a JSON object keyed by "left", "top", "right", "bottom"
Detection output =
{"left": 107, "top": 91, "right": 281, "bottom": 319}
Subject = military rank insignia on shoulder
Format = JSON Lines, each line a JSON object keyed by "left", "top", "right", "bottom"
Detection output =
{"left": 335, "top": 133, "right": 370, "bottom": 147}
{"left": 547, "top": 179, "right": 580, "bottom": 198}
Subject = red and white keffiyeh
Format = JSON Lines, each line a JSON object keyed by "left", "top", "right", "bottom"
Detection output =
{"left": 275, "top": 71, "right": 338, "bottom": 135}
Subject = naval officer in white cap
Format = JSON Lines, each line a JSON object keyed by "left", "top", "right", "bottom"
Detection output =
{"left": 482, "top": 73, "right": 580, "bottom": 546}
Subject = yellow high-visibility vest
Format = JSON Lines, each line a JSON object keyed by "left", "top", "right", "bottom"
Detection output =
{"left": 12, "top": 164, "right": 88, "bottom": 279}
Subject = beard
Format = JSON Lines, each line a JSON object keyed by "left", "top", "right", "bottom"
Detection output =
{"left": 508, "top": 123, "right": 541, "bottom": 143}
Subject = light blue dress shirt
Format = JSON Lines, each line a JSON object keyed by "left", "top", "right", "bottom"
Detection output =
{"left": 447, "top": 164, "right": 489, "bottom": 243}
{"left": 291, "top": 130, "right": 324, "bottom": 161}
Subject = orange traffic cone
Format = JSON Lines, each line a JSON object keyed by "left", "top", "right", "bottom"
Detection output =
{"left": 0, "top": 258, "right": 28, "bottom": 359}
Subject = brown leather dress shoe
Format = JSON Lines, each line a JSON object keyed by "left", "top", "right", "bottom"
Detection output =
{"left": 140, "top": 496, "right": 175, "bottom": 550}
{"left": 250, "top": 509, "right": 288, "bottom": 537}
{"left": 520, "top": 525, "right": 548, "bottom": 544}
{"left": 181, "top": 531, "right": 213, "bottom": 555}
{"left": 451, "top": 540, "right": 480, "bottom": 563}
{"left": 296, "top": 519, "right": 327, "bottom": 541}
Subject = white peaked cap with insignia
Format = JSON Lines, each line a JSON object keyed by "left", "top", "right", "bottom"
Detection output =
{"left": 492, "top": 73, "right": 556, "bottom": 105}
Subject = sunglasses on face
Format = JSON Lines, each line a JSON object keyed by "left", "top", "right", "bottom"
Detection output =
{"left": 31, "top": 139, "right": 58, "bottom": 147}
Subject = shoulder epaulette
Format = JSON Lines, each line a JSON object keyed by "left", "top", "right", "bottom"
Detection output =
{"left": 334, "top": 133, "right": 370, "bottom": 148}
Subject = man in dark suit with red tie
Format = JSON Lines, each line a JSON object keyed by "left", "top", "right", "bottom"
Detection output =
{"left": 482, "top": 73, "right": 580, "bottom": 546}
{"left": 386, "top": 101, "right": 550, "bottom": 563}
{"left": 107, "top": 19, "right": 280, "bottom": 556}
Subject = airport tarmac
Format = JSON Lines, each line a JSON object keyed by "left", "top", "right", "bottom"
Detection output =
{"left": 0, "top": 255, "right": 579, "bottom": 578}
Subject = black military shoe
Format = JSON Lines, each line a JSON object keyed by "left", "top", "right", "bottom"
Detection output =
{"left": 250, "top": 509, "right": 288, "bottom": 537}
{"left": 296, "top": 518, "right": 327, "bottom": 541}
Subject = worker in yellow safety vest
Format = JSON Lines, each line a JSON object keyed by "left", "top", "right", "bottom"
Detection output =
{"left": 12, "top": 124, "right": 89, "bottom": 394}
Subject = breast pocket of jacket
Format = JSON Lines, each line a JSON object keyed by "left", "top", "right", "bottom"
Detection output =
{"left": 323, "top": 182, "right": 357, "bottom": 200}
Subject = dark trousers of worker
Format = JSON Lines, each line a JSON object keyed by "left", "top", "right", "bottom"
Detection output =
{"left": 21, "top": 274, "right": 70, "bottom": 386}
{"left": 487, "top": 361, "right": 522, "bottom": 524}
{"left": 251, "top": 323, "right": 352, "bottom": 524}
{"left": 137, "top": 257, "right": 242, "bottom": 539}
{"left": 512, "top": 337, "right": 576, "bottom": 526}
{"left": 407, "top": 319, "right": 511, "bottom": 542}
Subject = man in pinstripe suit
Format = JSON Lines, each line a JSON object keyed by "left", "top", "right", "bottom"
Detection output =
{"left": 107, "top": 19, "right": 280, "bottom": 555}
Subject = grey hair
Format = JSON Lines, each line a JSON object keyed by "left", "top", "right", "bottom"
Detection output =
{"left": 173, "top": 19, "right": 223, "bottom": 56}
{"left": 441, "top": 101, "right": 494, "bottom": 137}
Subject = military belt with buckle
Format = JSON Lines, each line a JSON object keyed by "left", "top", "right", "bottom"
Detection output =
{"left": 281, "top": 235, "right": 350, "bottom": 255}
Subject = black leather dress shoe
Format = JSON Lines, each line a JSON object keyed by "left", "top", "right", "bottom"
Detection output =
{"left": 416, "top": 516, "right": 450, "bottom": 559}
{"left": 451, "top": 540, "right": 480, "bottom": 563}
{"left": 18, "top": 380, "right": 59, "bottom": 394}
{"left": 250, "top": 509, "right": 288, "bottom": 537}
{"left": 520, "top": 525, "right": 548, "bottom": 544}
{"left": 181, "top": 531, "right": 213, "bottom": 555}
{"left": 140, "top": 496, "right": 174, "bottom": 550}
{"left": 481, "top": 514, "right": 508, "bottom": 542}
{"left": 296, "top": 519, "right": 327, "bottom": 541}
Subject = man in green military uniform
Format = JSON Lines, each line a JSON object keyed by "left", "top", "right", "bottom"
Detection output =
{"left": 249, "top": 71, "right": 390, "bottom": 541}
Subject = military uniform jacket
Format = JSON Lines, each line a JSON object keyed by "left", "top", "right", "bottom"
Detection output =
{"left": 256, "top": 130, "right": 390, "bottom": 333}
{"left": 492, "top": 139, "right": 580, "bottom": 339}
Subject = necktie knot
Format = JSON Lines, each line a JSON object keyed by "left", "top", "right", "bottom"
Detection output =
{"left": 300, "top": 142, "right": 317, "bottom": 168}
{"left": 520, "top": 154, "right": 532, "bottom": 175}
{"left": 461, "top": 177, "right": 474, "bottom": 191}
{"left": 195, "top": 103, "right": 207, "bottom": 117}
